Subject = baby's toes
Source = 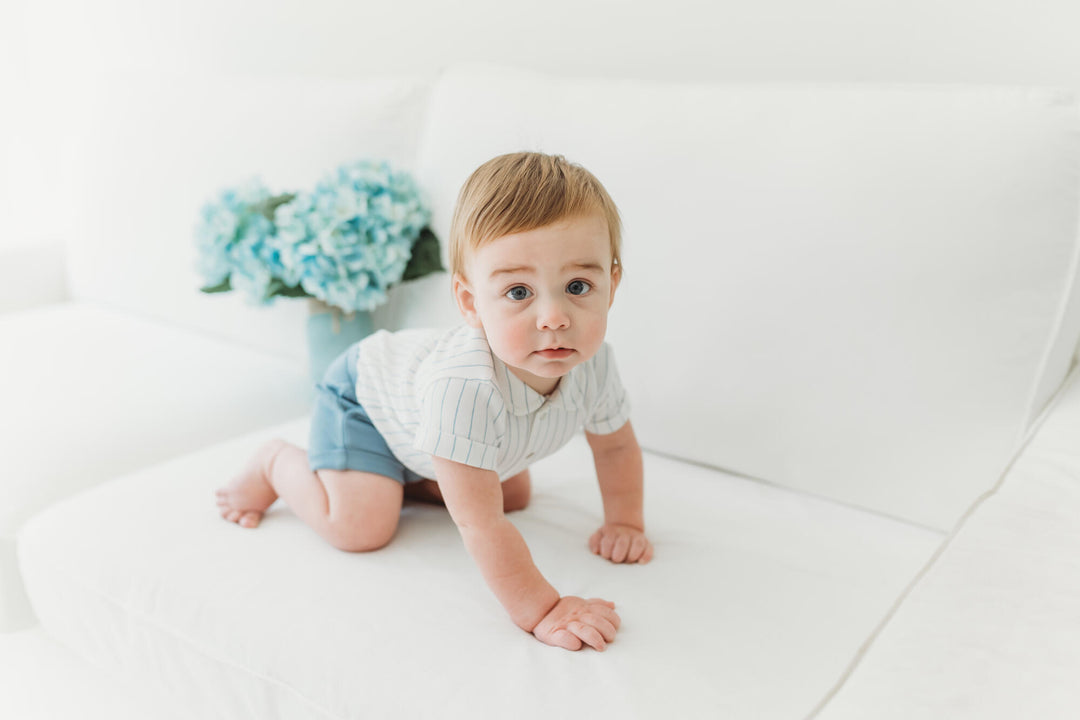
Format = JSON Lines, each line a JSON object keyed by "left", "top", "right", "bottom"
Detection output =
{"left": 226, "top": 509, "right": 243, "bottom": 524}
{"left": 238, "top": 511, "right": 262, "bottom": 528}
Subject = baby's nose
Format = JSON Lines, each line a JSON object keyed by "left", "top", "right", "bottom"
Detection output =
{"left": 537, "top": 299, "right": 571, "bottom": 330}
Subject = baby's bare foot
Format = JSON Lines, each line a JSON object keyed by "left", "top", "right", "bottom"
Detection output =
{"left": 215, "top": 438, "right": 286, "bottom": 528}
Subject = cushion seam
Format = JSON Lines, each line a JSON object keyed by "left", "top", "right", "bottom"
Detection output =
{"left": 804, "top": 359, "right": 1080, "bottom": 718}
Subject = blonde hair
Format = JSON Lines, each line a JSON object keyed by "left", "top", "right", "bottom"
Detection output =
{"left": 448, "top": 152, "right": 622, "bottom": 278}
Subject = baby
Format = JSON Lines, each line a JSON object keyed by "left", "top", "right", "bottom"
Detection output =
{"left": 216, "top": 151, "right": 652, "bottom": 652}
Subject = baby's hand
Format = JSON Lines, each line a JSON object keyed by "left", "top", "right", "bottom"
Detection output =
{"left": 532, "top": 596, "right": 621, "bottom": 651}
{"left": 589, "top": 523, "right": 654, "bottom": 564}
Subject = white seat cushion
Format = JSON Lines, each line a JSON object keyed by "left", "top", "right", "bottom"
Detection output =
{"left": 818, "top": 363, "right": 1080, "bottom": 719}
{"left": 18, "top": 420, "right": 942, "bottom": 719}
{"left": 0, "top": 302, "right": 311, "bottom": 629}
{"left": 0, "top": 627, "right": 192, "bottom": 720}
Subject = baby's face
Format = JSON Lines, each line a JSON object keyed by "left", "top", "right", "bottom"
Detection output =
{"left": 454, "top": 213, "right": 620, "bottom": 396}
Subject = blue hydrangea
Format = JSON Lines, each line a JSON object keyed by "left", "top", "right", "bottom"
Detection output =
{"left": 271, "top": 160, "right": 431, "bottom": 313}
{"left": 194, "top": 178, "right": 289, "bottom": 304}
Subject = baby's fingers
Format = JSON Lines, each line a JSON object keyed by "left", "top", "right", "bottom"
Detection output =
{"left": 586, "top": 599, "right": 621, "bottom": 630}
{"left": 626, "top": 535, "right": 648, "bottom": 563}
{"left": 569, "top": 621, "right": 608, "bottom": 652}
{"left": 611, "top": 534, "right": 632, "bottom": 563}
{"left": 550, "top": 628, "right": 583, "bottom": 651}
{"left": 600, "top": 532, "right": 618, "bottom": 559}
{"left": 586, "top": 598, "right": 616, "bottom": 610}
{"left": 582, "top": 613, "right": 618, "bottom": 643}
{"left": 588, "top": 529, "right": 603, "bottom": 555}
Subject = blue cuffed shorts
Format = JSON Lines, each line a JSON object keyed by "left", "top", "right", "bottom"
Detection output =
{"left": 307, "top": 343, "right": 425, "bottom": 485}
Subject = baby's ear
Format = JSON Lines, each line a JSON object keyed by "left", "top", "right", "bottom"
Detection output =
{"left": 608, "top": 263, "right": 622, "bottom": 309}
{"left": 453, "top": 273, "right": 483, "bottom": 328}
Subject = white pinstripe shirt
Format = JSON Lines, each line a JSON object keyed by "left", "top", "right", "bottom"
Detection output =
{"left": 352, "top": 324, "right": 631, "bottom": 481}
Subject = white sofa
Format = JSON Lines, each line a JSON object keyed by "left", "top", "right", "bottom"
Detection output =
{"left": 3, "top": 62, "right": 1080, "bottom": 719}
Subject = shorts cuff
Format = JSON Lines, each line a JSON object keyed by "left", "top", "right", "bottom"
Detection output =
{"left": 308, "top": 448, "right": 408, "bottom": 485}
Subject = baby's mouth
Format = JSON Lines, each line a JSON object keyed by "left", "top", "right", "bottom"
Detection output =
{"left": 535, "top": 348, "right": 575, "bottom": 360}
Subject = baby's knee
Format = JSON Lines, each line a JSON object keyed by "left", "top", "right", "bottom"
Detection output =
{"left": 325, "top": 517, "right": 397, "bottom": 553}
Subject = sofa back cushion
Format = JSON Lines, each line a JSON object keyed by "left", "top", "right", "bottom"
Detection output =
{"left": 68, "top": 72, "right": 432, "bottom": 362}
{"left": 413, "top": 63, "right": 1080, "bottom": 531}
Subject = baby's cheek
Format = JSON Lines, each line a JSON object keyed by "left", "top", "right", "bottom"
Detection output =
{"left": 506, "top": 319, "right": 538, "bottom": 356}
{"left": 487, "top": 315, "right": 533, "bottom": 359}
{"left": 579, "top": 313, "right": 608, "bottom": 350}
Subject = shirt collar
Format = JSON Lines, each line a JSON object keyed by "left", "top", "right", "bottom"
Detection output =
{"left": 490, "top": 351, "right": 589, "bottom": 416}
{"left": 544, "top": 364, "right": 588, "bottom": 412}
{"left": 491, "top": 354, "right": 545, "bottom": 416}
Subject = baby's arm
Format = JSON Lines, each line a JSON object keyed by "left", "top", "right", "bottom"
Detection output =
{"left": 585, "top": 421, "right": 654, "bottom": 564}
{"left": 432, "top": 456, "right": 621, "bottom": 651}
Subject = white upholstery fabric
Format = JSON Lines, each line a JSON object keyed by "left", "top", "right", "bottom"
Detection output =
{"left": 0, "top": 302, "right": 311, "bottom": 629}
{"left": 68, "top": 72, "right": 433, "bottom": 362}
{"left": 0, "top": 240, "right": 67, "bottom": 313}
{"left": 398, "top": 63, "right": 1080, "bottom": 532}
{"left": 0, "top": 628, "right": 192, "bottom": 720}
{"left": 817, "top": 362, "right": 1080, "bottom": 719}
{"left": 18, "top": 419, "right": 942, "bottom": 719}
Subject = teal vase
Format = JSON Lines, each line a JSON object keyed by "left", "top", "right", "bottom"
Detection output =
{"left": 306, "top": 299, "right": 375, "bottom": 385}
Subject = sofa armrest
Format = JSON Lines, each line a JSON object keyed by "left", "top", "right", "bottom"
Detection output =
{"left": 0, "top": 239, "right": 68, "bottom": 313}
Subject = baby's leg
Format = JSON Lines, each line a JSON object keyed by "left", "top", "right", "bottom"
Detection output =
{"left": 500, "top": 469, "right": 531, "bottom": 512}
{"left": 216, "top": 439, "right": 403, "bottom": 552}
{"left": 404, "top": 468, "right": 531, "bottom": 512}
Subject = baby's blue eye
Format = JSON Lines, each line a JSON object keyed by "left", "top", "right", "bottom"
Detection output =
{"left": 567, "top": 280, "right": 592, "bottom": 296}
{"left": 506, "top": 286, "right": 532, "bottom": 301}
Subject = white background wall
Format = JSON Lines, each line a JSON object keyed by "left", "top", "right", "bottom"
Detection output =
{"left": 5, "top": 0, "right": 1080, "bottom": 253}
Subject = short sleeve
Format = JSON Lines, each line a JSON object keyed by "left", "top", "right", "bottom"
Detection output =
{"left": 583, "top": 344, "right": 632, "bottom": 435}
{"left": 413, "top": 377, "right": 503, "bottom": 470}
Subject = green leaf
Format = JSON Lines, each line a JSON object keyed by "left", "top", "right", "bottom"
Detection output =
{"left": 255, "top": 192, "right": 297, "bottom": 221}
{"left": 401, "top": 227, "right": 445, "bottom": 282}
{"left": 200, "top": 277, "right": 233, "bottom": 294}
{"left": 265, "top": 278, "right": 311, "bottom": 300}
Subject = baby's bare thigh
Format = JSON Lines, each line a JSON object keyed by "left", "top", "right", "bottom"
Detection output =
{"left": 314, "top": 468, "right": 405, "bottom": 551}
{"left": 403, "top": 470, "right": 531, "bottom": 512}
{"left": 403, "top": 478, "right": 444, "bottom": 505}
